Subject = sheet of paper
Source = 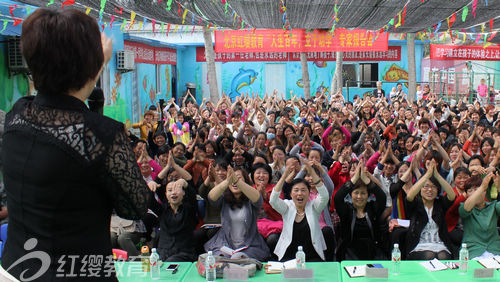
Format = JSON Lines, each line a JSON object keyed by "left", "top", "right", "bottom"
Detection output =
{"left": 477, "top": 256, "right": 500, "bottom": 269}
{"left": 396, "top": 219, "right": 410, "bottom": 228}
{"left": 420, "top": 258, "right": 448, "bottom": 272}
{"left": 344, "top": 265, "right": 366, "bottom": 278}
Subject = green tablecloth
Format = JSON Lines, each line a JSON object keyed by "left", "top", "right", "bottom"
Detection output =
{"left": 115, "top": 261, "right": 193, "bottom": 281}
{"left": 341, "top": 260, "right": 498, "bottom": 282}
{"left": 181, "top": 262, "right": 341, "bottom": 281}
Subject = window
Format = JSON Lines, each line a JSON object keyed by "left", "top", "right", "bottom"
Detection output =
{"left": 359, "top": 63, "right": 378, "bottom": 88}
{"left": 342, "top": 64, "right": 357, "bottom": 87}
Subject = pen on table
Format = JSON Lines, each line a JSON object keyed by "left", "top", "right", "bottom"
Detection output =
{"left": 429, "top": 261, "right": 435, "bottom": 269}
{"left": 493, "top": 257, "right": 500, "bottom": 264}
{"left": 353, "top": 266, "right": 356, "bottom": 273}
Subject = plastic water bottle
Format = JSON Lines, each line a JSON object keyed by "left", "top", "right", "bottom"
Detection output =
{"left": 206, "top": 251, "right": 216, "bottom": 282}
{"left": 150, "top": 248, "right": 160, "bottom": 280}
{"left": 296, "top": 246, "right": 306, "bottom": 269}
{"left": 459, "top": 243, "right": 469, "bottom": 275}
{"left": 391, "top": 243, "right": 401, "bottom": 275}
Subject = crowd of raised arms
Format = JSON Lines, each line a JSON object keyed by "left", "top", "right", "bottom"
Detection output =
{"left": 114, "top": 84, "right": 500, "bottom": 263}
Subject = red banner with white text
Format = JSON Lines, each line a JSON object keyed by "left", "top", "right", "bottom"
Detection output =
{"left": 214, "top": 29, "right": 388, "bottom": 53}
{"left": 124, "top": 40, "right": 177, "bottom": 65}
{"left": 196, "top": 46, "right": 400, "bottom": 62}
{"left": 430, "top": 44, "right": 500, "bottom": 61}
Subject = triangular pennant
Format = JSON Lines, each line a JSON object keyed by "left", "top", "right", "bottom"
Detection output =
{"left": 389, "top": 18, "right": 394, "bottom": 25}
{"left": 120, "top": 19, "right": 127, "bottom": 31}
{"left": 110, "top": 15, "right": 115, "bottom": 28}
{"left": 13, "top": 18, "right": 22, "bottom": 26}
{"left": 152, "top": 19, "right": 156, "bottom": 34}
{"left": 166, "top": 0, "right": 173, "bottom": 10}
{"left": 182, "top": 9, "right": 188, "bottom": 24}
{"left": 475, "top": 33, "right": 481, "bottom": 43}
{"left": 161, "top": 23, "right": 165, "bottom": 34}
{"left": 402, "top": 4, "right": 407, "bottom": 25}
{"left": 488, "top": 31, "right": 497, "bottom": 41}
{"left": 395, "top": 12, "right": 402, "bottom": 28}
{"left": 449, "top": 12, "right": 456, "bottom": 28}
{"left": 489, "top": 18, "right": 494, "bottom": 31}
{"left": 138, "top": 21, "right": 143, "bottom": 30}
{"left": 61, "top": 0, "right": 75, "bottom": 9}
{"left": 166, "top": 23, "right": 171, "bottom": 36}
{"left": 9, "top": 5, "right": 16, "bottom": 18}
{"left": 481, "top": 23, "right": 485, "bottom": 33}
{"left": 0, "top": 20, "right": 8, "bottom": 34}
{"left": 47, "top": 0, "right": 54, "bottom": 7}
{"left": 85, "top": 7, "right": 91, "bottom": 15}
{"left": 472, "top": 0, "right": 477, "bottom": 18}
{"left": 462, "top": 6, "right": 468, "bottom": 22}
{"left": 115, "top": 7, "right": 123, "bottom": 14}
{"left": 484, "top": 42, "right": 492, "bottom": 48}
{"left": 99, "top": 0, "right": 107, "bottom": 18}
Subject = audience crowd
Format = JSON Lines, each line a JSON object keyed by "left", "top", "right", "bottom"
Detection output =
{"left": 46, "top": 87, "right": 500, "bottom": 262}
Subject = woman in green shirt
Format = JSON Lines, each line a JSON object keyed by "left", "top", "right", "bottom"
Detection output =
{"left": 459, "top": 173, "right": 500, "bottom": 259}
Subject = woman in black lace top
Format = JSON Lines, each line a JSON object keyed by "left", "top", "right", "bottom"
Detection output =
{"left": 1, "top": 9, "right": 150, "bottom": 281}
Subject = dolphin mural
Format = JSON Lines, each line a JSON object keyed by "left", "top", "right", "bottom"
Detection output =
{"left": 229, "top": 68, "right": 258, "bottom": 100}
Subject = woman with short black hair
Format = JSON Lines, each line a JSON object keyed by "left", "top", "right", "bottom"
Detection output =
{"left": 2, "top": 8, "right": 149, "bottom": 280}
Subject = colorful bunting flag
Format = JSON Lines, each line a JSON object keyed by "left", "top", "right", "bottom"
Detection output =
{"left": 109, "top": 15, "right": 115, "bottom": 28}
{"left": 472, "top": 0, "right": 477, "bottom": 18}
{"left": 395, "top": 12, "right": 402, "bottom": 28}
{"left": 161, "top": 23, "right": 165, "bottom": 33}
{"left": 152, "top": 19, "right": 156, "bottom": 34}
{"left": 402, "top": 4, "right": 407, "bottom": 25}
{"left": 481, "top": 23, "right": 485, "bottom": 33}
{"left": 488, "top": 31, "right": 497, "bottom": 41}
{"left": 166, "top": 0, "right": 173, "bottom": 10}
{"left": 448, "top": 12, "right": 456, "bottom": 28}
{"left": 434, "top": 21, "right": 441, "bottom": 36}
{"left": 0, "top": 20, "right": 8, "bottom": 33}
{"left": 484, "top": 42, "right": 492, "bottom": 48}
{"left": 13, "top": 18, "right": 22, "bottom": 26}
{"left": 99, "top": 0, "right": 107, "bottom": 18}
{"left": 475, "top": 33, "right": 481, "bottom": 43}
{"left": 47, "top": 0, "right": 54, "bottom": 7}
{"left": 120, "top": 19, "right": 126, "bottom": 31}
{"left": 138, "top": 21, "right": 143, "bottom": 30}
{"left": 9, "top": 5, "right": 16, "bottom": 18}
{"left": 85, "top": 7, "right": 91, "bottom": 15}
{"left": 182, "top": 9, "right": 188, "bottom": 24}
{"left": 489, "top": 18, "right": 494, "bottom": 31}
{"left": 166, "top": 23, "right": 171, "bottom": 36}
{"left": 61, "top": 0, "right": 75, "bottom": 9}
{"left": 462, "top": 6, "right": 468, "bottom": 22}
{"left": 115, "top": 7, "right": 123, "bottom": 14}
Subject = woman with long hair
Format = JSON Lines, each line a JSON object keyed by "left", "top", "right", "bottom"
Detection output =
{"left": 205, "top": 166, "right": 270, "bottom": 260}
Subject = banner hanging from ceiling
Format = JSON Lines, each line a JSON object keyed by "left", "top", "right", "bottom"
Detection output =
{"left": 124, "top": 40, "right": 177, "bottom": 65}
{"left": 214, "top": 29, "right": 388, "bottom": 53}
{"left": 196, "top": 46, "right": 400, "bottom": 62}
{"left": 430, "top": 44, "right": 500, "bottom": 61}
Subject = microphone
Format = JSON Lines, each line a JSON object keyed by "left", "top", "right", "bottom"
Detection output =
{"left": 88, "top": 87, "right": 104, "bottom": 115}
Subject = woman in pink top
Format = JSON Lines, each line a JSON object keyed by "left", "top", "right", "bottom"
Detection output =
{"left": 477, "top": 79, "right": 488, "bottom": 106}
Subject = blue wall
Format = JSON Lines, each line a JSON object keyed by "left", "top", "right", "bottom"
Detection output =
{"left": 175, "top": 42, "right": 424, "bottom": 102}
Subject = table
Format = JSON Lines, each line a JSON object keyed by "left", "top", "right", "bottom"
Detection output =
{"left": 181, "top": 262, "right": 341, "bottom": 281}
{"left": 341, "top": 260, "right": 498, "bottom": 282}
{"left": 115, "top": 261, "right": 193, "bottom": 281}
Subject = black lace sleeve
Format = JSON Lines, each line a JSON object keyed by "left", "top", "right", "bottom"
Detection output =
{"left": 105, "top": 130, "right": 150, "bottom": 219}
